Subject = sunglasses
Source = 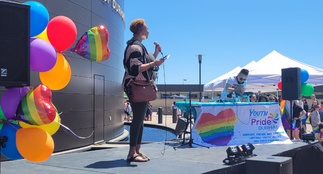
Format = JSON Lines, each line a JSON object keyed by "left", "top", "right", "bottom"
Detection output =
{"left": 239, "top": 77, "right": 246, "bottom": 81}
{"left": 269, "top": 98, "right": 275, "bottom": 100}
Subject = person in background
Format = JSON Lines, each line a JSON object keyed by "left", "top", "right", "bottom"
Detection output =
{"left": 310, "top": 105, "right": 321, "bottom": 131}
{"left": 301, "top": 98, "right": 309, "bottom": 134}
{"left": 124, "top": 101, "right": 128, "bottom": 120}
{"left": 309, "top": 100, "right": 319, "bottom": 125}
{"left": 293, "top": 100, "right": 306, "bottom": 141}
{"left": 177, "top": 105, "right": 182, "bottom": 122}
{"left": 148, "top": 103, "right": 153, "bottom": 121}
{"left": 171, "top": 102, "right": 179, "bottom": 121}
{"left": 122, "top": 18, "right": 165, "bottom": 162}
{"left": 310, "top": 94, "right": 318, "bottom": 108}
{"left": 250, "top": 94, "right": 257, "bottom": 102}
{"left": 258, "top": 95, "right": 268, "bottom": 102}
{"left": 124, "top": 101, "right": 132, "bottom": 121}
{"left": 268, "top": 94, "right": 278, "bottom": 102}
{"left": 171, "top": 102, "right": 177, "bottom": 110}
{"left": 319, "top": 101, "right": 323, "bottom": 110}
{"left": 145, "top": 106, "right": 149, "bottom": 121}
{"left": 313, "top": 123, "right": 323, "bottom": 142}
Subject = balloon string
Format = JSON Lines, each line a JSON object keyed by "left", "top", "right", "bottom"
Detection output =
{"left": 0, "top": 120, "right": 19, "bottom": 130}
{"left": 60, "top": 51, "right": 71, "bottom": 61}
{"left": 55, "top": 120, "right": 93, "bottom": 139}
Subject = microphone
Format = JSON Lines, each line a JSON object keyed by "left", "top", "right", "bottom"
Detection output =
{"left": 154, "top": 41, "right": 163, "bottom": 56}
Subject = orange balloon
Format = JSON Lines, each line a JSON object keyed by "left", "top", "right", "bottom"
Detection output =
{"left": 16, "top": 127, "right": 54, "bottom": 162}
{"left": 39, "top": 53, "right": 71, "bottom": 90}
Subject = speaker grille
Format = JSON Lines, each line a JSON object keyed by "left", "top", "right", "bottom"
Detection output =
{"left": 0, "top": 1, "right": 30, "bottom": 87}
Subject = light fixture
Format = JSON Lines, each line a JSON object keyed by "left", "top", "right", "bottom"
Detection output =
{"left": 226, "top": 146, "right": 238, "bottom": 158}
{"left": 223, "top": 143, "right": 256, "bottom": 165}
{"left": 242, "top": 143, "right": 255, "bottom": 156}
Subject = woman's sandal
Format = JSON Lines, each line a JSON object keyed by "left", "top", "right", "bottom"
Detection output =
{"left": 138, "top": 153, "right": 150, "bottom": 161}
{"left": 127, "top": 154, "right": 148, "bottom": 162}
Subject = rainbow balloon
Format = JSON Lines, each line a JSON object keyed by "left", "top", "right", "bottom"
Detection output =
{"left": 16, "top": 85, "right": 56, "bottom": 125}
{"left": 70, "top": 25, "right": 110, "bottom": 61}
{"left": 195, "top": 109, "right": 237, "bottom": 146}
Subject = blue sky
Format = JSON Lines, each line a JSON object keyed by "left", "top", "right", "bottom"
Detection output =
{"left": 124, "top": 0, "right": 323, "bottom": 85}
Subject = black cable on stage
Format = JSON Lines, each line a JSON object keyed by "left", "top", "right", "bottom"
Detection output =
{"left": 160, "top": 62, "right": 168, "bottom": 156}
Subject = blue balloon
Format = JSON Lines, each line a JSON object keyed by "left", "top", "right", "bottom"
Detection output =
{"left": 0, "top": 124, "right": 23, "bottom": 160}
{"left": 24, "top": 1, "right": 49, "bottom": 37}
{"left": 301, "top": 69, "right": 309, "bottom": 84}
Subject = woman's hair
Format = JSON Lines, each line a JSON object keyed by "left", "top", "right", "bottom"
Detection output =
{"left": 130, "top": 18, "right": 145, "bottom": 35}
{"left": 258, "top": 95, "right": 268, "bottom": 102}
{"left": 269, "top": 94, "right": 278, "bottom": 102}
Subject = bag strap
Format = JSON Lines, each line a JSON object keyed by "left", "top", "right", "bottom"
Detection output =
{"left": 140, "top": 45, "right": 151, "bottom": 82}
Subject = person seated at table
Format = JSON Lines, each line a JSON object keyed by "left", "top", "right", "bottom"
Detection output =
{"left": 221, "top": 69, "right": 249, "bottom": 100}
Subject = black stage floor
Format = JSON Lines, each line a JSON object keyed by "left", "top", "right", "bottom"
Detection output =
{"left": 1, "top": 140, "right": 321, "bottom": 174}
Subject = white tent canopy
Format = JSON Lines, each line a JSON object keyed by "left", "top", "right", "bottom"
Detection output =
{"left": 203, "top": 61, "right": 256, "bottom": 91}
{"left": 203, "top": 66, "right": 241, "bottom": 92}
{"left": 204, "top": 50, "right": 323, "bottom": 92}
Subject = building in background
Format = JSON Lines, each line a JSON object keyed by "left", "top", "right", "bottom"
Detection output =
{"left": 0, "top": 0, "right": 125, "bottom": 153}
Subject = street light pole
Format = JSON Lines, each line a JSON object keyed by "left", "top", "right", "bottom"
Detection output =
{"left": 196, "top": 54, "right": 204, "bottom": 102}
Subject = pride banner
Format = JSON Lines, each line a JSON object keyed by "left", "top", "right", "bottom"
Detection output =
{"left": 190, "top": 103, "right": 291, "bottom": 147}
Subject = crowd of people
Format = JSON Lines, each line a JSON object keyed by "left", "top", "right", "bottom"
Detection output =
{"left": 248, "top": 93, "right": 279, "bottom": 103}
{"left": 246, "top": 93, "right": 323, "bottom": 141}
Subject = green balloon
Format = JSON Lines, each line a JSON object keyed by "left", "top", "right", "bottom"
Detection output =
{"left": 301, "top": 83, "right": 314, "bottom": 97}
{"left": 0, "top": 106, "right": 6, "bottom": 131}
{"left": 0, "top": 106, "right": 5, "bottom": 119}
{"left": 0, "top": 106, "right": 18, "bottom": 131}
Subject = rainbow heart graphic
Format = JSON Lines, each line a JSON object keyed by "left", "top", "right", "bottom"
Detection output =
{"left": 16, "top": 85, "right": 56, "bottom": 125}
{"left": 195, "top": 108, "right": 237, "bottom": 146}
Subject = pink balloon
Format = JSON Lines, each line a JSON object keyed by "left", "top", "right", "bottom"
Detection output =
{"left": 0, "top": 87, "right": 30, "bottom": 120}
{"left": 30, "top": 38, "right": 57, "bottom": 72}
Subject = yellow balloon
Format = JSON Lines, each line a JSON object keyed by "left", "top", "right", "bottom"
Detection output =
{"left": 33, "top": 27, "right": 50, "bottom": 43}
{"left": 19, "top": 113, "right": 61, "bottom": 135}
{"left": 39, "top": 53, "right": 71, "bottom": 90}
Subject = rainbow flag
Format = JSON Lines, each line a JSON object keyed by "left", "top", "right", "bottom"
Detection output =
{"left": 71, "top": 25, "right": 110, "bottom": 61}
{"left": 16, "top": 85, "right": 56, "bottom": 125}
{"left": 195, "top": 109, "right": 237, "bottom": 146}
{"left": 281, "top": 100, "right": 299, "bottom": 130}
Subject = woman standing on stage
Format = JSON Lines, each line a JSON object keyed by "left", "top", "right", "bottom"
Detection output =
{"left": 122, "top": 19, "right": 165, "bottom": 162}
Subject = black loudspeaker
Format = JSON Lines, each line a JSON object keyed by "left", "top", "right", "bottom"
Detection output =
{"left": 0, "top": 1, "right": 30, "bottom": 87}
{"left": 282, "top": 68, "right": 301, "bottom": 100}
{"left": 246, "top": 156, "right": 293, "bottom": 174}
{"left": 175, "top": 118, "right": 187, "bottom": 136}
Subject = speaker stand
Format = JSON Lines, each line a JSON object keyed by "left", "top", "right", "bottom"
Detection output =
{"left": 289, "top": 100, "right": 293, "bottom": 140}
{"left": 173, "top": 92, "right": 209, "bottom": 149}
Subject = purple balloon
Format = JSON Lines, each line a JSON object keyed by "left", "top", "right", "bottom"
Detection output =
{"left": 30, "top": 38, "right": 57, "bottom": 72}
{"left": 0, "top": 87, "right": 30, "bottom": 120}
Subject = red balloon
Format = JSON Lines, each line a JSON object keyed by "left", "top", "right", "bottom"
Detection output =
{"left": 278, "top": 80, "right": 282, "bottom": 91}
{"left": 47, "top": 16, "right": 77, "bottom": 52}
